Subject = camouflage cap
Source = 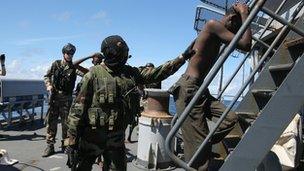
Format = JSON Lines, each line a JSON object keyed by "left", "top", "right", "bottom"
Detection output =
{"left": 62, "top": 43, "right": 76, "bottom": 55}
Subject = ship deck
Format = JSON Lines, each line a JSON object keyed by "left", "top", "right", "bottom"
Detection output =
{"left": 0, "top": 118, "right": 184, "bottom": 171}
{"left": 1, "top": 116, "right": 304, "bottom": 171}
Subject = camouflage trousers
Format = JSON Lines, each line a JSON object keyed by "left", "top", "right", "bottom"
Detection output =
{"left": 45, "top": 94, "right": 72, "bottom": 144}
{"left": 76, "top": 127, "right": 126, "bottom": 171}
{"left": 171, "top": 74, "right": 237, "bottom": 170}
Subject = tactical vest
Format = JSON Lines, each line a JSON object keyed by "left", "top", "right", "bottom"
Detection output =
{"left": 53, "top": 60, "right": 76, "bottom": 95}
{"left": 87, "top": 65, "right": 137, "bottom": 131}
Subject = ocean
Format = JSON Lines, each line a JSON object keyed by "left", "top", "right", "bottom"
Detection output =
{"left": 1, "top": 97, "right": 240, "bottom": 121}
{"left": 168, "top": 96, "right": 239, "bottom": 115}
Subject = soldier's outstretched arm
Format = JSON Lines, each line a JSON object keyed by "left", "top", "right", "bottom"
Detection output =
{"left": 138, "top": 41, "right": 196, "bottom": 84}
{"left": 67, "top": 72, "right": 93, "bottom": 140}
{"left": 75, "top": 65, "right": 88, "bottom": 77}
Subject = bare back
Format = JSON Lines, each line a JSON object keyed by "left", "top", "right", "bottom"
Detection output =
{"left": 185, "top": 14, "right": 252, "bottom": 81}
{"left": 185, "top": 23, "right": 222, "bottom": 80}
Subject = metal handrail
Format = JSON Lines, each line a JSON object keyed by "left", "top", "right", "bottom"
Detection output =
{"left": 217, "top": 0, "right": 289, "bottom": 99}
{"left": 164, "top": 0, "right": 265, "bottom": 170}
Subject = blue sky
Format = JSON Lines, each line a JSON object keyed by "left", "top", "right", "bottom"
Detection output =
{"left": 0, "top": 0, "right": 248, "bottom": 96}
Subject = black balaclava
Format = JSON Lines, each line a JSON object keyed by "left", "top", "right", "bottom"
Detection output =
{"left": 101, "top": 35, "right": 129, "bottom": 68}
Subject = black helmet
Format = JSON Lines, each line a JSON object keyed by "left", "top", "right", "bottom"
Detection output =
{"left": 101, "top": 35, "right": 129, "bottom": 67}
{"left": 145, "top": 63, "right": 154, "bottom": 68}
{"left": 62, "top": 43, "right": 76, "bottom": 55}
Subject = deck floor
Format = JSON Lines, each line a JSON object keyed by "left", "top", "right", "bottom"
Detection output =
{"left": 2, "top": 118, "right": 303, "bottom": 171}
{"left": 0, "top": 119, "right": 183, "bottom": 171}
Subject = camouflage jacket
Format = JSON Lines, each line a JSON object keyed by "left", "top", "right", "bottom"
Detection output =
{"left": 67, "top": 56, "right": 185, "bottom": 136}
{"left": 44, "top": 60, "right": 77, "bottom": 95}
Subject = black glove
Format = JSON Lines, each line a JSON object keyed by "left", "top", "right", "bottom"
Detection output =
{"left": 65, "top": 144, "right": 78, "bottom": 169}
{"left": 182, "top": 39, "right": 196, "bottom": 60}
{"left": 0, "top": 54, "right": 5, "bottom": 61}
{"left": 65, "top": 145, "right": 76, "bottom": 154}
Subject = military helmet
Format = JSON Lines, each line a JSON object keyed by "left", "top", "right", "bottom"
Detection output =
{"left": 145, "top": 63, "right": 154, "bottom": 68}
{"left": 62, "top": 43, "right": 76, "bottom": 55}
{"left": 101, "top": 35, "right": 129, "bottom": 67}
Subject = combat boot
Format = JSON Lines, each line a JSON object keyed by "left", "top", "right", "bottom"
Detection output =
{"left": 42, "top": 144, "right": 55, "bottom": 157}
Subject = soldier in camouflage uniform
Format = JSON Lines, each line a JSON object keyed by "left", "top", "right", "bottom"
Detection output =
{"left": 125, "top": 85, "right": 141, "bottom": 143}
{"left": 66, "top": 35, "right": 195, "bottom": 171}
{"left": 125, "top": 62, "right": 162, "bottom": 142}
{"left": 42, "top": 43, "right": 77, "bottom": 157}
{"left": 74, "top": 52, "right": 104, "bottom": 97}
{"left": 74, "top": 52, "right": 104, "bottom": 77}
{"left": 143, "top": 63, "right": 162, "bottom": 89}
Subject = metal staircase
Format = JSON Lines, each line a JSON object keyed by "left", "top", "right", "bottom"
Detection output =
{"left": 236, "top": 34, "right": 304, "bottom": 127}
{"left": 221, "top": 18, "right": 304, "bottom": 170}
{"left": 165, "top": 0, "right": 304, "bottom": 170}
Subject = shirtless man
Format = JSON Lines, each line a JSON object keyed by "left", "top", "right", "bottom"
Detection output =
{"left": 170, "top": 3, "right": 252, "bottom": 170}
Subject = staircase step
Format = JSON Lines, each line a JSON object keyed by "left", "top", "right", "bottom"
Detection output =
{"left": 222, "top": 11, "right": 304, "bottom": 171}
{"left": 222, "top": 136, "right": 241, "bottom": 153}
{"left": 269, "top": 63, "right": 293, "bottom": 72}
{"left": 251, "top": 89, "right": 276, "bottom": 97}
{"left": 269, "top": 64, "right": 293, "bottom": 87}
{"left": 221, "top": 52, "right": 304, "bottom": 170}
{"left": 236, "top": 112, "right": 257, "bottom": 131}
{"left": 235, "top": 111, "right": 256, "bottom": 117}
{"left": 284, "top": 37, "right": 304, "bottom": 48}
{"left": 251, "top": 89, "right": 276, "bottom": 110}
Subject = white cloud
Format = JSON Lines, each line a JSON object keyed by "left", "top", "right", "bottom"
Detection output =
{"left": 21, "top": 48, "right": 45, "bottom": 58}
{"left": 4, "top": 59, "right": 48, "bottom": 80}
{"left": 52, "top": 11, "right": 72, "bottom": 22}
{"left": 15, "top": 34, "right": 84, "bottom": 46}
{"left": 91, "top": 10, "right": 107, "bottom": 20}
{"left": 89, "top": 10, "right": 111, "bottom": 26}
{"left": 7, "top": 59, "right": 20, "bottom": 70}
{"left": 30, "top": 65, "right": 49, "bottom": 73}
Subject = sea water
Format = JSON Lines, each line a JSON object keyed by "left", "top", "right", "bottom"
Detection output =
{"left": 1, "top": 96, "right": 239, "bottom": 121}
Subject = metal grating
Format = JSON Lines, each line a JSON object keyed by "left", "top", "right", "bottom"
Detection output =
{"left": 195, "top": 1, "right": 252, "bottom": 32}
